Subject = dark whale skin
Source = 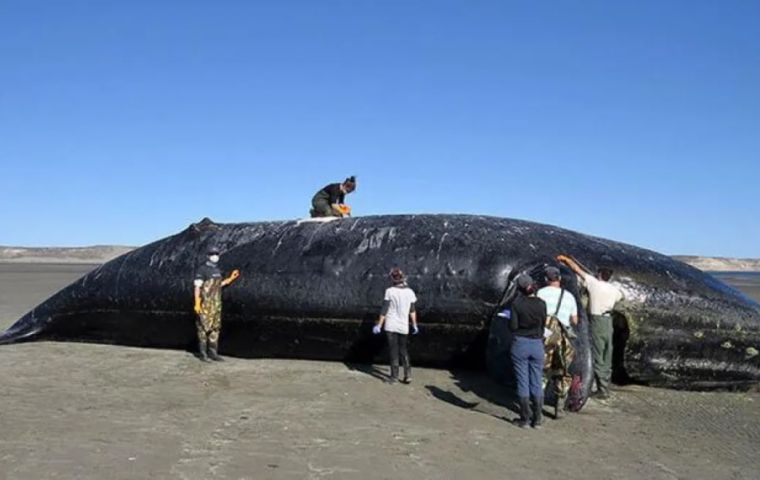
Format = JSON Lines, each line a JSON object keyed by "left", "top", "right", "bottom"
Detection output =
{"left": 2, "top": 214, "right": 759, "bottom": 394}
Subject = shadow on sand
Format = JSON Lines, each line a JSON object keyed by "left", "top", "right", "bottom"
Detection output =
{"left": 343, "top": 362, "right": 390, "bottom": 382}
{"left": 424, "top": 370, "right": 531, "bottom": 424}
{"left": 348, "top": 363, "right": 558, "bottom": 425}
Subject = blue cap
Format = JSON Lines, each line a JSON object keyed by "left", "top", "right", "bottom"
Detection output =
{"left": 545, "top": 266, "right": 561, "bottom": 281}
{"left": 516, "top": 274, "right": 535, "bottom": 290}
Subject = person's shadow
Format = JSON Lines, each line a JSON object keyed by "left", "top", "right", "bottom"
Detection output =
{"left": 344, "top": 362, "right": 390, "bottom": 382}
{"left": 425, "top": 369, "right": 524, "bottom": 424}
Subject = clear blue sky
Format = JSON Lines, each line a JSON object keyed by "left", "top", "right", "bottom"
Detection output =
{"left": 1, "top": 1, "right": 758, "bottom": 257}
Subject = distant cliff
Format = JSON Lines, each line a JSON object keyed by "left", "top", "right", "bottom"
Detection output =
{"left": 0, "top": 246, "right": 135, "bottom": 264}
{"left": 1, "top": 245, "right": 758, "bottom": 271}
{"left": 673, "top": 256, "right": 760, "bottom": 272}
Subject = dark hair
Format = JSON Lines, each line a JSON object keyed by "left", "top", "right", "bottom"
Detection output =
{"left": 597, "top": 267, "right": 613, "bottom": 281}
{"left": 389, "top": 267, "right": 405, "bottom": 284}
{"left": 343, "top": 176, "right": 356, "bottom": 190}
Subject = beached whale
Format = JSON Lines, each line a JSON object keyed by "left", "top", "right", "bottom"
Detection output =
{"left": 2, "top": 215, "right": 759, "bottom": 397}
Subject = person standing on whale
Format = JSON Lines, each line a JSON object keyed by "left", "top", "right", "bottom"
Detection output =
{"left": 557, "top": 255, "right": 623, "bottom": 399}
{"left": 193, "top": 246, "right": 241, "bottom": 362}
{"left": 310, "top": 176, "right": 356, "bottom": 218}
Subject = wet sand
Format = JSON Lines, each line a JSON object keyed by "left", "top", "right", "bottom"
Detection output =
{"left": 1, "top": 264, "right": 759, "bottom": 480}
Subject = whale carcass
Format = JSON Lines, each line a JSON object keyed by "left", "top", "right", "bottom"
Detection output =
{"left": 2, "top": 214, "right": 759, "bottom": 396}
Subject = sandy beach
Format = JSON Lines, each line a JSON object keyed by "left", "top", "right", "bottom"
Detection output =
{"left": 1, "top": 263, "right": 759, "bottom": 480}
{"left": 711, "top": 272, "right": 760, "bottom": 302}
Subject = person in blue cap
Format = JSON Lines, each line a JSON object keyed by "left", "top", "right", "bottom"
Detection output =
{"left": 193, "top": 246, "right": 241, "bottom": 362}
{"left": 538, "top": 266, "right": 579, "bottom": 418}
{"left": 508, "top": 273, "right": 547, "bottom": 428}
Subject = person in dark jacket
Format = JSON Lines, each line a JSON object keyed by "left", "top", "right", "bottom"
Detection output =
{"left": 310, "top": 176, "right": 357, "bottom": 218}
{"left": 509, "top": 274, "right": 547, "bottom": 428}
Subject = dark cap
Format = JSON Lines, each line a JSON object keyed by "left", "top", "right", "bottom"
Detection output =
{"left": 516, "top": 274, "right": 535, "bottom": 291}
{"left": 207, "top": 245, "right": 221, "bottom": 255}
{"left": 545, "top": 266, "right": 561, "bottom": 281}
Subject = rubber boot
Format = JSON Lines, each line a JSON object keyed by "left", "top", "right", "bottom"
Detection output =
{"left": 593, "top": 387, "right": 610, "bottom": 400}
{"left": 532, "top": 396, "right": 544, "bottom": 428}
{"left": 388, "top": 365, "right": 399, "bottom": 384}
{"left": 197, "top": 339, "right": 210, "bottom": 362}
{"left": 514, "top": 397, "right": 531, "bottom": 428}
{"left": 402, "top": 366, "right": 412, "bottom": 384}
{"left": 208, "top": 344, "right": 224, "bottom": 362}
{"left": 554, "top": 394, "right": 566, "bottom": 419}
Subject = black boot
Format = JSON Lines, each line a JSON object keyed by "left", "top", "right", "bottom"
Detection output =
{"left": 531, "top": 396, "right": 544, "bottom": 428}
{"left": 402, "top": 366, "right": 412, "bottom": 384}
{"left": 208, "top": 344, "right": 224, "bottom": 362}
{"left": 514, "top": 397, "right": 531, "bottom": 428}
{"left": 197, "top": 339, "right": 210, "bottom": 362}
{"left": 388, "top": 365, "right": 399, "bottom": 383}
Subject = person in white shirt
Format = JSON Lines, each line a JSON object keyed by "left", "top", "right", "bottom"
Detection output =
{"left": 537, "top": 266, "right": 579, "bottom": 418}
{"left": 372, "top": 267, "right": 419, "bottom": 384}
{"left": 557, "top": 255, "right": 624, "bottom": 399}
{"left": 537, "top": 267, "right": 579, "bottom": 327}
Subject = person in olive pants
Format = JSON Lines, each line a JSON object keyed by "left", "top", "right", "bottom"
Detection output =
{"left": 558, "top": 255, "right": 624, "bottom": 399}
{"left": 590, "top": 314, "right": 614, "bottom": 394}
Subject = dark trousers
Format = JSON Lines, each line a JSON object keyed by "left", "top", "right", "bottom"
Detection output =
{"left": 386, "top": 331, "right": 410, "bottom": 378}
{"left": 511, "top": 336, "right": 544, "bottom": 398}
{"left": 311, "top": 195, "right": 335, "bottom": 217}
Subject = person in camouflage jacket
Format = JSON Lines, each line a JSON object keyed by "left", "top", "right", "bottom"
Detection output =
{"left": 193, "top": 246, "right": 241, "bottom": 362}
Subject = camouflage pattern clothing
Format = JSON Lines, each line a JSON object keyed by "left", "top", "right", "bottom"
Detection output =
{"left": 195, "top": 262, "right": 223, "bottom": 351}
{"left": 543, "top": 317, "right": 576, "bottom": 398}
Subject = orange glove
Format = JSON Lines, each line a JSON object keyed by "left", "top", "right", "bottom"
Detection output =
{"left": 337, "top": 204, "right": 351, "bottom": 216}
{"left": 223, "top": 269, "right": 241, "bottom": 286}
{"left": 556, "top": 254, "right": 571, "bottom": 263}
{"left": 194, "top": 298, "right": 202, "bottom": 315}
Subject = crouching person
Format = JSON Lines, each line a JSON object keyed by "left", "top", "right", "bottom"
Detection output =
{"left": 509, "top": 274, "right": 547, "bottom": 428}
{"left": 310, "top": 176, "right": 356, "bottom": 218}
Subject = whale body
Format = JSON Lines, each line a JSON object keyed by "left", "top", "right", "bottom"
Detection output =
{"left": 2, "top": 214, "right": 759, "bottom": 396}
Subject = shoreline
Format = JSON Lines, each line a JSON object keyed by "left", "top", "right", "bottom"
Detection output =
{"left": 1, "top": 247, "right": 759, "bottom": 272}
{"left": 0, "top": 263, "right": 758, "bottom": 479}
